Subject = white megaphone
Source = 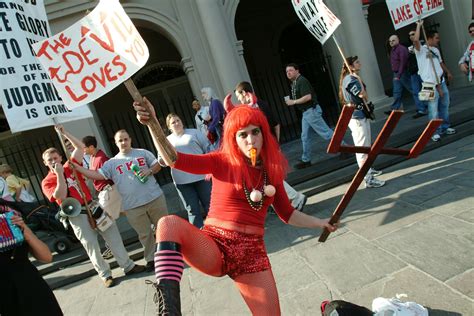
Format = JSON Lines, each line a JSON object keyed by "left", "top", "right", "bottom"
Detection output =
{"left": 60, "top": 197, "right": 82, "bottom": 217}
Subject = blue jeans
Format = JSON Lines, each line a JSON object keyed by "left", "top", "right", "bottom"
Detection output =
{"left": 391, "top": 71, "right": 416, "bottom": 110}
{"left": 301, "top": 105, "right": 334, "bottom": 162}
{"left": 427, "top": 81, "right": 450, "bottom": 134}
{"left": 175, "top": 179, "right": 212, "bottom": 228}
{"left": 410, "top": 73, "right": 427, "bottom": 113}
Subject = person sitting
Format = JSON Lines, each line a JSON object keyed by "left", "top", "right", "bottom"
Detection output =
{"left": 0, "top": 164, "right": 36, "bottom": 203}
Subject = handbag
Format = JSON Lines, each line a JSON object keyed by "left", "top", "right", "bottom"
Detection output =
{"left": 418, "top": 82, "right": 436, "bottom": 101}
{"left": 89, "top": 200, "right": 114, "bottom": 232}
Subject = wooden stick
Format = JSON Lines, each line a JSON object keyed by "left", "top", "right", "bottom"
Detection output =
{"left": 53, "top": 119, "right": 96, "bottom": 229}
{"left": 123, "top": 79, "right": 177, "bottom": 164}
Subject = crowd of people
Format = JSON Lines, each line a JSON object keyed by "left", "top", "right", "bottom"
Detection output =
{"left": 1, "top": 19, "right": 472, "bottom": 316}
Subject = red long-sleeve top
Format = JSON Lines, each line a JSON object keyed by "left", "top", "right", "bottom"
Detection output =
{"left": 174, "top": 152, "right": 294, "bottom": 227}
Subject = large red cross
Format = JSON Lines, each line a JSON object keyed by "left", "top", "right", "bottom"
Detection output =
{"left": 319, "top": 105, "right": 442, "bottom": 242}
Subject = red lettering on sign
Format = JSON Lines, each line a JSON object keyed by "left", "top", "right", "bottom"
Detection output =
{"left": 78, "top": 37, "right": 99, "bottom": 66}
{"left": 36, "top": 33, "right": 71, "bottom": 60}
{"left": 65, "top": 85, "right": 87, "bottom": 102}
{"left": 111, "top": 55, "right": 127, "bottom": 76}
{"left": 414, "top": 0, "right": 424, "bottom": 15}
{"left": 83, "top": 24, "right": 115, "bottom": 53}
{"left": 425, "top": 0, "right": 442, "bottom": 10}
{"left": 390, "top": 4, "right": 413, "bottom": 24}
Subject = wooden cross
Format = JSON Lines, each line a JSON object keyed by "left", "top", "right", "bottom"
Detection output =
{"left": 319, "top": 105, "right": 442, "bottom": 242}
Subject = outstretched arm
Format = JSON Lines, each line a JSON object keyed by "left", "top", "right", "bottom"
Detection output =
{"left": 288, "top": 210, "right": 338, "bottom": 232}
{"left": 133, "top": 97, "right": 178, "bottom": 167}
{"left": 73, "top": 163, "right": 106, "bottom": 180}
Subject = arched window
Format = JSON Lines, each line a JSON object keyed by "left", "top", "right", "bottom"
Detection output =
{"left": 133, "top": 62, "right": 185, "bottom": 89}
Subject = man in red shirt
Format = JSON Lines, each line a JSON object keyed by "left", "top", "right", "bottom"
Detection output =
{"left": 82, "top": 136, "right": 122, "bottom": 220}
{"left": 41, "top": 125, "right": 144, "bottom": 288}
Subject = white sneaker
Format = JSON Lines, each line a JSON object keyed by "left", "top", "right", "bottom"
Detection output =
{"left": 431, "top": 134, "right": 441, "bottom": 142}
{"left": 368, "top": 168, "right": 383, "bottom": 177}
{"left": 445, "top": 128, "right": 456, "bottom": 135}
{"left": 365, "top": 178, "right": 385, "bottom": 188}
{"left": 296, "top": 195, "right": 308, "bottom": 212}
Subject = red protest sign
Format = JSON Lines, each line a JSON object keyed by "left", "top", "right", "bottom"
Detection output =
{"left": 32, "top": 0, "right": 149, "bottom": 108}
{"left": 386, "top": 0, "right": 444, "bottom": 30}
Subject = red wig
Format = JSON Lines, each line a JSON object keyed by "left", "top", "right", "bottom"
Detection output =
{"left": 220, "top": 106, "right": 288, "bottom": 188}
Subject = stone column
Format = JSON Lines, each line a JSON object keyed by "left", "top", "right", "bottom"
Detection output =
{"left": 236, "top": 40, "right": 251, "bottom": 83}
{"left": 196, "top": 0, "right": 245, "bottom": 94}
{"left": 331, "top": 1, "right": 387, "bottom": 103}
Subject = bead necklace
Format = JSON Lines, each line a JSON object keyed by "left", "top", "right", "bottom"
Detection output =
{"left": 243, "top": 170, "right": 267, "bottom": 211}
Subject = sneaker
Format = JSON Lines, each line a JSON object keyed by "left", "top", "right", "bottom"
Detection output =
{"left": 104, "top": 276, "right": 115, "bottom": 288}
{"left": 146, "top": 261, "right": 155, "bottom": 272}
{"left": 412, "top": 112, "right": 427, "bottom": 119}
{"left": 102, "top": 246, "right": 113, "bottom": 260}
{"left": 368, "top": 169, "right": 383, "bottom": 177}
{"left": 125, "top": 264, "right": 146, "bottom": 276}
{"left": 365, "top": 178, "right": 385, "bottom": 188}
{"left": 431, "top": 134, "right": 441, "bottom": 142}
{"left": 296, "top": 195, "right": 308, "bottom": 212}
{"left": 294, "top": 160, "right": 311, "bottom": 169}
{"left": 445, "top": 128, "right": 456, "bottom": 135}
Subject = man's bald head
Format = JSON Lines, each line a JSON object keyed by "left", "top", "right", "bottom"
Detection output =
{"left": 389, "top": 35, "right": 399, "bottom": 47}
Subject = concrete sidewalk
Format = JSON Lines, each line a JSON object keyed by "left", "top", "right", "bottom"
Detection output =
{"left": 53, "top": 135, "right": 474, "bottom": 315}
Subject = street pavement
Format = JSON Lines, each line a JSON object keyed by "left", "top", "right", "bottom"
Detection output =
{"left": 52, "top": 134, "right": 474, "bottom": 316}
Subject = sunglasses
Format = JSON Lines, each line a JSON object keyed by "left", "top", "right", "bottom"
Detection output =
{"left": 409, "top": 33, "right": 415, "bottom": 36}
{"left": 470, "top": 30, "right": 474, "bottom": 34}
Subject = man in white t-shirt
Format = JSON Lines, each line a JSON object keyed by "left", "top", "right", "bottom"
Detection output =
{"left": 413, "top": 20, "right": 456, "bottom": 142}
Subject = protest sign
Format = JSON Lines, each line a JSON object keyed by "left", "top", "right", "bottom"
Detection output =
{"left": 386, "top": 0, "right": 444, "bottom": 30}
{"left": 32, "top": 0, "right": 149, "bottom": 108}
{"left": 292, "top": 0, "right": 341, "bottom": 45}
{"left": 0, "top": 0, "right": 92, "bottom": 134}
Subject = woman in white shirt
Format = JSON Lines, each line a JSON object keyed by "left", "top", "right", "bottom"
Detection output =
{"left": 164, "top": 113, "right": 212, "bottom": 228}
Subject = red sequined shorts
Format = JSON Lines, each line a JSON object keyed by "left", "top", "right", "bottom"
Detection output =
{"left": 202, "top": 225, "right": 271, "bottom": 279}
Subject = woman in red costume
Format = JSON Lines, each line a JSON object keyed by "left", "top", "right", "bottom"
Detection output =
{"left": 133, "top": 97, "right": 338, "bottom": 316}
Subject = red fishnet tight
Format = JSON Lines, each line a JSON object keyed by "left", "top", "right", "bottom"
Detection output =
{"left": 156, "top": 215, "right": 281, "bottom": 315}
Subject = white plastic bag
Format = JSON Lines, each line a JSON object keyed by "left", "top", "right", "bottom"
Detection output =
{"left": 372, "top": 294, "right": 428, "bottom": 316}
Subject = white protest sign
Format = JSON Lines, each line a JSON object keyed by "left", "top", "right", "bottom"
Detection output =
{"left": 292, "top": 0, "right": 341, "bottom": 45}
{"left": 386, "top": 0, "right": 444, "bottom": 30}
{"left": 0, "top": 0, "right": 92, "bottom": 134}
{"left": 32, "top": 0, "right": 149, "bottom": 108}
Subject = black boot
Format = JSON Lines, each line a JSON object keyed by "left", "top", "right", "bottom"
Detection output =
{"left": 149, "top": 241, "right": 182, "bottom": 316}
{"left": 155, "top": 279, "right": 181, "bottom": 316}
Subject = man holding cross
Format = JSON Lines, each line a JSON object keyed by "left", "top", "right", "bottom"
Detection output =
{"left": 413, "top": 20, "right": 456, "bottom": 142}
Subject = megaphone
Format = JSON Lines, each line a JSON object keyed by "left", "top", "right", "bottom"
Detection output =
{"left": 60, "top": 197, "right": 82, "bottom": 217}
